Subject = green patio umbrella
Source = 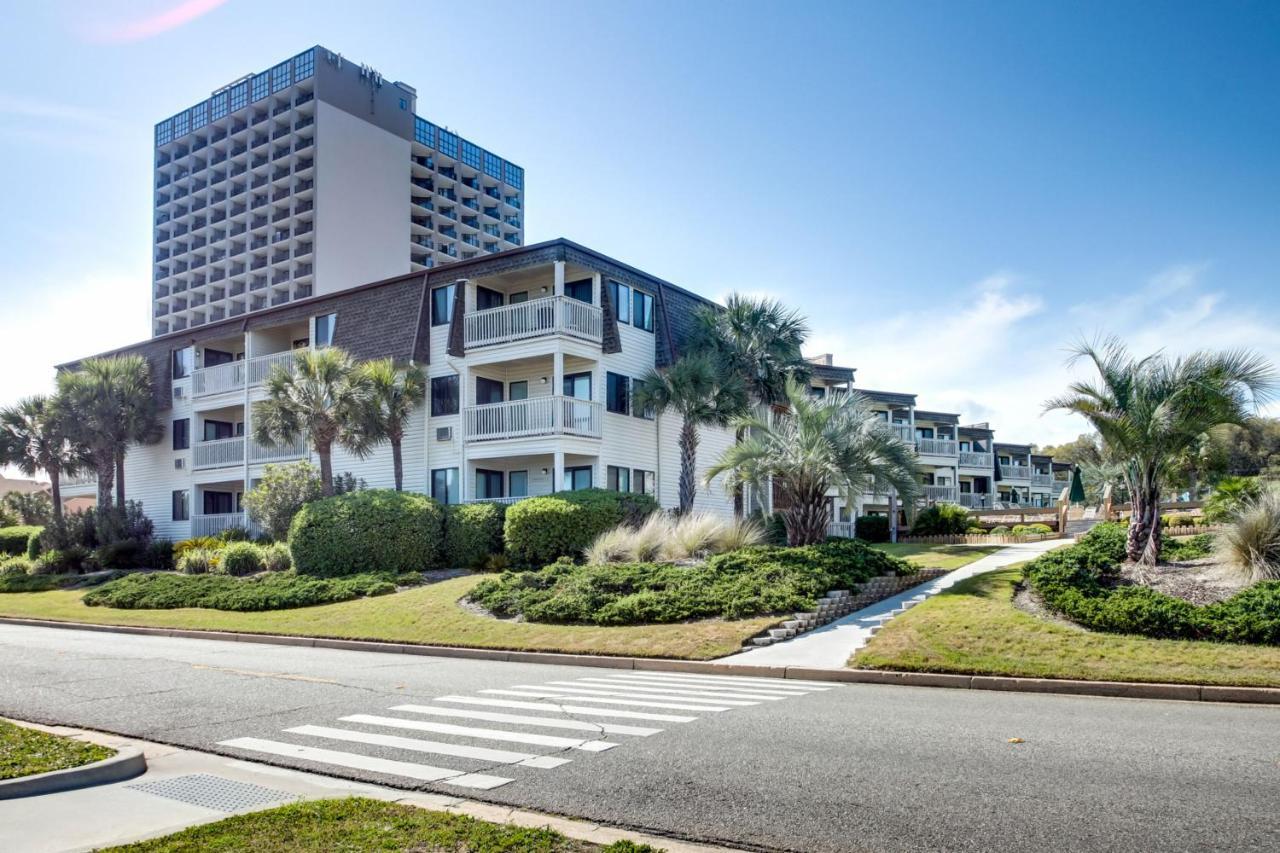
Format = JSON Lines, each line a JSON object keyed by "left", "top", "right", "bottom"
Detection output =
{"left": 1069, "top": 465, "right": 1087, "bottom": 504}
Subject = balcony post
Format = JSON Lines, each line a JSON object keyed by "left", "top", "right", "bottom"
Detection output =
{"left": 553, "top": 261, "right": 565, "bottom": 297}
{"left": 552, "top": 349, "right": 564, "bottom": 401}
{"left": 553, "top": 449, "right": 565, "bottom": 493}
{"left": 459, "top": 364, "right": 470, "bottom": 502}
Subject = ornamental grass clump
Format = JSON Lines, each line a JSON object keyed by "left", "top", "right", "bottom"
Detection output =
{"left": 1218, "top": 488, "right": 1280, "bottom": 583}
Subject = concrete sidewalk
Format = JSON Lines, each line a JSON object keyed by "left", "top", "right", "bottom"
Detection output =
{"left": 0, "top": 723, "right": 730, "bottom": 853}
{"left": 718, "top": 538, "right": 1073, "bottom": 668}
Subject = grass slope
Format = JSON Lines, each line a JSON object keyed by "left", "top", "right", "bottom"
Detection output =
{"left": 853, "top": 568, "right": 1280, "bottom": 687}
{"left": 0, "top": 719, "right": 114, "bottom": 780}
{"left": 0, "top": 575, "right": 773, "bottom": 660}
{"left": 102, "top": 797, "right": 659, "bottom": 852}
{"left": 871, "top": 543, "right": 1001, "bottom": 570}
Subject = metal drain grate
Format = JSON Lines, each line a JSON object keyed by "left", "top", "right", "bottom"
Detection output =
{"left": 127, "top": 774, "right": 297, "bottom": 812}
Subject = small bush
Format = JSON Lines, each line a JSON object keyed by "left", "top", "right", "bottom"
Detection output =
{"left": 26, "top": 530, "right": 41, "bottom": 559}
{"left": 218, "top": 542, "right": 265, "bottom": 577}
{"left": 911, "top": 504, "right": 972, "bottom": 536}
{"left": 855, "top": 515, "right": 890, "bottom": 543}
{"left": 83, "top": 570, "right": 398, "bottom": 612}
{"left": 989, "top": 525, "right": 1010, "bottom": 535}
{"left": 94, "top": 539, "right": 149, "bottom": 570}
{"left": 175, "top": 536, "right": 224, "bottom": 558}
{"left": 0, "top": 526, "right": 42, "bottom": 557}
{"left": 242, "top": 461, "right": 323, "bottom": 541}
{"left": 1218, "top": 489, "right": 1280, "bottom": 582}
{"left": 141, "top": 540, "right": 175, "bottom": 571}
{"left": 33, "top": 546, "right": 89, "bottom": 575}
{"left": 1161, "top": 514, "right": 1198, "bottom": 528}
{"left": 1011, "top": 523, "right": 1053, "bottom": 536}
{"left": 260, "top": 542, "right": 292, "bottom": 572}
{"left": 39, "top": 509, "right": 97, "bottom": 552}
{"left": 290, "top": 489, "right": 445, "bottom": 577}
{"left": 218, "top": 526, "right": 253, "bottom": 543}
{"left": 2, "top": 491, "right": 52, "bottom": 526}
{"left": 177, "top": 548, "right": 219, "bottom": 575}
{"left": 504, "top": 489, "right": 658, "bottom": 567}
{"left": 444, "top": 503, "right": 506, "bottom": 570}
{"left": 0, "top": 571, "right": 81, "bottom": 593}
{"left": 1, "top": 556, "right": 33, "bottom": 576}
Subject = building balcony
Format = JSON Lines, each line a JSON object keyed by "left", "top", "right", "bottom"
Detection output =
{"left": 1002, "top": 464, "right": 1032, "bottom": 480}
{"left": 464, "top": 396, "right": 603, "bottom": 442}
{"left": 959, "top": 451, "right": 994, "bottom": 468}
{"left": 463, "top": 296, "right": 603, "bottom": 349}
{"left": 917, "top": 437, "right": 958, "bottom": 457}
{"left": 922, "top": 485, "right": 959, "bottom": 503}
{"left": 192, "top": 512, "right": 249, "bottom": 538}
{"left": 193, "top": 435, "right": 308, "bottom": 470}
{"left": 959, "top": 492, "right": 996, "bottom": 509}
{"left": 191, "top": 350, "right": 299, "bottom": 398}
{"left": 1032, "top": 472, "right": 1056, "bottom": 487}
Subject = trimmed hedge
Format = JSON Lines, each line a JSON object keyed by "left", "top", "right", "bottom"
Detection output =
{"left": 0, "top": 526, "right": 42, "bottom": 557}
{"left": 855, "top": 515, "right": 890, "bottom": 543}
{"left": 444, "top": 503, "right": 506, "bottom": 570}
{"left": 219, "top": 541, "right": 265, "bottom": 577}
{"left": 1024, "top": 523, "right": 1279, "bottom": 644}
{"left": 504, "top": 489, "right": 658, "bottom": 567}
{"left": 82, "top": 570, "right": 402, "bottom": 611}
{"left": 289, "top": 489, "right": 444, "bottom": 577}
{"left": 910, "top": 504, "right": 971, "bottom": 536}
{"left": 470, "top": 538, "right": 915, "bottom": 625}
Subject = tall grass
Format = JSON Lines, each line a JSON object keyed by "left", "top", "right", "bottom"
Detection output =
{"left": 583, "top": 512, "right": 766, "bottom": 564}
{"left": 1218, "top": 488, "right": 1280, "bottom": 582}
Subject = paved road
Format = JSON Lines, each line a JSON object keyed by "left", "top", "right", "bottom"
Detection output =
{"left": 1, "top": 625, "right": 1278, "bottom": 852}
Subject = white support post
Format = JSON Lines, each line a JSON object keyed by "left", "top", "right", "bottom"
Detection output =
{"left": 553, "top": 449, "right": 565, "bottom": 493}
{"left": 591, "top": 272, "right": 602, "bottom": 307}
{"left": 459, "top": 364, "right": 470, "bottom": 503}
{"left": 553, "top": 261, "right": 566, "bottom": 297}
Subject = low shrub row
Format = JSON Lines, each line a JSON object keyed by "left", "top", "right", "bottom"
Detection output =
{"left": 0, "top": 526, "right": 42, "bottom": 557}
{"left": 1024, "top": 523, "right": 1278, "bottom": 644}
{"left": 82, "top": 570, "right": 407, "bottom": 611}
{"left": 469, "top": 538, "right": 915, "bottom": 626}
{"left": 503, "top": 489, "right": 659, "bottom": 567}
{"left": 175, "top": 541, "right": 291, "bottom": 576}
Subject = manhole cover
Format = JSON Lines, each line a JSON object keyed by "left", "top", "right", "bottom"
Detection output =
{"left": 127, "top": 773, "right": 297, "bottom": 812}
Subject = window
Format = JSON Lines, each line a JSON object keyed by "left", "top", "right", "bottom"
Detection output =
{"left": 504, "top": 162, "right": 523, "bottom": 189}
{"left": 229, "top": 81, "right": 248, "bottom": 112}
{"left": 399, "top": 97, "right": 407, "bottom": 110}
{"left": 438, "top": 129, "right": 459, "bottom": 158}
{"left": 431, "top": 468, "right": 459, "bottom": 504}
{"left": 252, "top": 72, "right": 269, "bottom": 102}
{"left": 564, "top": 466, "right": 592, "bottom": 491}
{"left": 313, "top": 313, "right": 336, "bottom": 348}
{"left": 509, "top": 291, "right": 529, "bottom": 304}
{"left": 204, "top": 491, "right": 234, "bottom": 515}
{"left": 203, "top": 348, "right": 234, "bottom": 367}
{"left": 508, "top": 470, "right": 528, "bottom": 498}
{"left": 607, "top": 465, "right": 631, "bottom": 493}
{"left": 565, "top": 279, "right": 592, "bottom": 303}
{"left": 171, "top": 490, "right": 189, "bottom": 521}
{"left": 461, "top": 140, "right": 482, "bottom": 169}
{"left": 210, "top": 92, "right": 228, "bottom": 121}
{"left": 608, "top": 280, "right": 631, "bottom": 324}
{"left": 270, "top": 60, "right": 291, "bottom": 93}
{"left": 959, "top": 441, "right": 971, "bottom": 452}
{"left": 156, "top": 119, "right": 173, "bottom": 146}
{"left": 172, "top": 346, "right": 194, "bottom": 379}
{"left": 431, "top": 284, "right": 455, "bottom": 325}
{"left": 172, "top": 419, "right": 190, "bottom": 451}
{"left": 475, "top": 377, "right": 504, "bottom": 405}
{"left": 508, "top": 380, "right": 528, "bottom": 401}
{"left": 632, "top": 290, "right": 655, "bottom": 332}
{"left": 191, "top": 101, "right": 208, "bottom": 130}
{"left": 173, "top": 110, "right": 190, "bottom": 138}
{"left": 204, "top": 420, "right": 234, "bottom": 441}
{"left": 633, "top": 469, "right": 655, "bottom": 496}
{"left": 632, "top": 377, "right": 654, "bottom": 419}
{"left": 476, "top": 469, "right": 503, "bottom": 499}
{"left": 916, "top": 427, "right": 934, "bottom": 440}
{"left": 414, "top": 117, "right": 436, "bottom": 148}
{"left": 476, "top": 286, "right": 504, "bottom": 310}
{"left": 431, "top": 375, "right": 459, "bottom": 416}
{"left": 293, "top": 48, "right": 315, "bottom": 80}
{"left": 606, "top": 372, "right": 630, "bottom": 414}
{"left": 810, "top": 385, "right": 827, "bottom": 399}
{"left": 563, "top": 372, "right": 591, "bottom": 400}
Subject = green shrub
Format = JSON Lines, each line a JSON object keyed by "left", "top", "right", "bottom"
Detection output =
{"left": 1203, "top": 476, "right": 1262, "bottom": 523}
{"left": 39, "top": 509, "right": 97, "bottom": 552}
{"left": 444, "top": 503, "right": 506, "bottom": 569}
{"left": 0, "top": 571, "right": 81, "bottom": 593}
{"left": 910, "top": 503, "right": 972, "bottom": 536}
{"left": 141, "top": 540, "right": 175, "bottom": 571}
{"left": 261, "top": 542, "right": 292, "bottom": 572}
{"left": 470, "top": 538, "right": 914, "bottom": 626}
{"left": 174, "top": 537, "right": 224, "bottom": 558}
{"left": 242, "top": 461, "right": 324, "bottom": 541}
{"left": 177, "top": 548, "right": 219, "bottom": 575}
{"left": 94, "top": 539, "right": 147, "bottom": 570}
{"left": 218, "top": 542, "right": 265, "bottom": 577}
{"left": 1, "top": 556, "right": 33, "bottom": 576}
{"left": 289, "top": 489, "right": 444, "bottom": 577}
{"left": 1217, "top": 488, "right": 1280, "bottom": 582}
{"left": 1011, "top": 523, "right": 1053, "bottom": 536}
{"left": 503, "top": 489, "right": 658, "bottom": 567}
{"left": 1161, "top": 514, "right": 1198, "bottom": 528}
{"left": 25, "top": 529, "right": 41, "bottom": 559}
{"left": 854, "top": 515, "right": 890, "bottom": 543}
{"left": 2, "top": 491, "right": 52, "bottom": 526}
{"left": 218, "top": 526, "right": 253, "bottom": 543}
{"left": 83, "top": 570, "right": 398, "bottom": 612}
{"left": 33, "top": 546, "right": 89, "bottom": 575}
{"left": 989, "top": 525, "right": 1010, "bottom": 535}
{"left": 0, "top": 526, "right": 42, "bottom": 557}
{"left": 93, "top": 502, "right": 154, "bottom": 549}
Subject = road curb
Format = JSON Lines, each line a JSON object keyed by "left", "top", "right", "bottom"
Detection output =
{"left": 0, "top": 744, "right": 146, "bottom": 799}
{"left": 3, "top": 615, "right": 1279, "bottom": 706}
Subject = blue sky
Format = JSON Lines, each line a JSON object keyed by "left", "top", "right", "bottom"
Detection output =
{"left": 2, "top": 0, "right": 1278, "bottom": 451}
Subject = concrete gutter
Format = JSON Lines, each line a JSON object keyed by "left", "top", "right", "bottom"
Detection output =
{"left": 0, "top": 739, "right": 145, "bottom": 799}
{"left": 3, "top": 615, "right": 1279, "bottom": 706}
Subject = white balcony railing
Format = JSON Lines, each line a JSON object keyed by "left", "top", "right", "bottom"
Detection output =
{"left": 464, "top": 395, "right": 603, "bottom": 441}
{"left": 959, "top": 492, "right": 996, "bottom": 508}
{"left": 192, "top": 512, "right": 247, "bottom": 537}
{"left": 826, "top": 521, "right": 856, "bottom": 539}
{"left": 917, "top": 438, "right": 958, "bottom": 456}
{"left": 923, "top": 485, "right": 959, "bottom": 503}
{"left": 1002, "top": 464, "right": 1032, "bottom": 480}
{"left": 61, "top": 472, "right": 97, "bottom": 488}
{"left": 193, "top": 436, "right": 245, "bottom": 470}
{"left": 191, "top": 349, "right": 299, "bottom": 398}
{"left": 958, "top": 451, "right": 994, "bottom": 468}
{"left": 1032, "top": 472, "right": 1055, "bottom": 486}
{"left": 891, "top": 424, "right": 914, "bottom": 442}
{"left": 249, "top": 436, "right": 309, "bottom": 463}
{"left": 463, "top": 296, "right": 603, "bottom": 348}
{"left": 247, "top": 349, "right": 299, "bottom": 385}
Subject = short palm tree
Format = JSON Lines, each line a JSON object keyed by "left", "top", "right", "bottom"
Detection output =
{"left": 690, "top": 294, "right": 811, "bottom": 407}
{"left": 633, "top": 355, "right": 749, "bottom": 514}
{"left": 0, "top": 395, "right": 88, "bottom": 523}
{"left": 360, "top": 358, "right": 426, "bottom": 491}
{"left": 56, "top": 355, "right": 159, "bottom": 509}
{"left": 253, "top": 348, "right": 374, "bottom": 496}
{"left": 1046, "top": 337, "right": 1276, "bottom": 566}
{"left": 707, "top": 380, "right": 920, "bottom": 546}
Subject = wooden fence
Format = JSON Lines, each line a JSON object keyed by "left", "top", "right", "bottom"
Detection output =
{"left": 892, "top": 532, "right": 1064, "bottom": 546}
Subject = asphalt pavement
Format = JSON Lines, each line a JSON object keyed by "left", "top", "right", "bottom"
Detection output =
{"left": 1, "top": 624, "right": 1277, "bottom": 852}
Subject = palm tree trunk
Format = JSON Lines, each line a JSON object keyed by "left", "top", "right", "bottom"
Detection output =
{"left": 1127, "top": 484, "right": 1162, "bottom": 567}
{"left": 888, "top": 490, "right": 899, "bottom": 543}
{"left": 95, "top": 450, "right": 114, "bottom": 510}
{"left": 115, "top": 450, "right": 126, "bottom": 508}
{"left": 391, "top": 438, "right": 404, "bottom": 492}
{"left": 317, "top": 442, "right": 334, "bottom": 496}
{"left": 785, "top": 485, "right": 831, "bottom": 546}
{"left": 678, "top": 421, "right": 699, "bottom": 515}
{"left": 49, "top": 466, "right": 64, "bottom": 523}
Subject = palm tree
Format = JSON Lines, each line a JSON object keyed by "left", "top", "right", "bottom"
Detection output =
{"left": 706, "top": 380, "right": 920, "bottom": 546}
{"left": 360, "top": 358, "right": 426, "bottom": 491}
{"left": 1046, "top": 336, "right": 1276, "bottom": 566}
{"left": 633, "top": 355, "right": 749, "bottom": 514}
{"left": 253, "top": 348, "right": 374, "bottom": 496}
{"left": 56, "top": 355, "right": 158, "bottom": 510}
{"left": 690, "top": 294, "right": 811, "bottom": 407}
{"left": 0, "top": 395, "right": 88, "bottom": 523}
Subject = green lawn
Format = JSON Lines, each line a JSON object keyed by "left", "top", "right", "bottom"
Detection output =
{"left": 853, "top": 568, "right": 1280, "bottom": 686}
{"left": 103, "top": 797, "right": 659, "bottom": 852}
{"left": 871, "top": 543, "right": 1001, "bottom": 570}
{"left": 0, "top": 575, "right": 774, "bottom": 661}
{"left": 0, "top": 719, "right": 114, "bottom": 780}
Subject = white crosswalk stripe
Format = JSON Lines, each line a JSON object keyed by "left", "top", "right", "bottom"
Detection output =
{"left": 390, "top": 703, "right": 664, "bottom": 736}
{"left": 512, "top": 682, "right": 763, "bottom": 706}
{"left": 483, "top": 688, "right": 738, "bottom": 711}
{"left": 284, "top": 724, "right": 572, "bottom": 768}
{"left": 340, "top": 713, "right": 618, "bottom": 751}
{"left": 619, "top": 672, "right": 834, "bottom": 690}
{"left": 218, "top": 737, "right": 514, "bottom": 789}
{"left": 601, "top": 674, "right": 828, "bottom": 695}
{"left": 550, "top": 678, "right": 796, "bottom": 702}
{"left": 434, "top": 695, "right": 699, "bottom": 723}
